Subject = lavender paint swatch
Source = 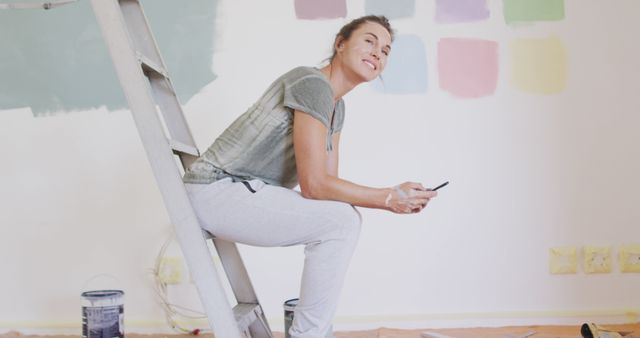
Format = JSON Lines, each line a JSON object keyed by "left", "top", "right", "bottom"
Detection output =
{"left": 435, "top": 0, "right": 490, "bottom": 24}
{"left": 371, "top": 34, "right": 427, "bottom": 94}
{"left": 294, "top": 0, "right": 346, "bottom": 20}
{"left": 365, "top": 0, "right": 416, "bottom": 19}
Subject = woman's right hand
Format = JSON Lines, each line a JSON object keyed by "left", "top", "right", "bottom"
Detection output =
{"left": 384, "top": 182, "right": 437, "bottom": 214}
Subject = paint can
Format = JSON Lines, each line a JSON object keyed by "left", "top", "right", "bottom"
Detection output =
{"left": 81, "top": 290, "right": 124, "bottom": 338}
{"left": 283, "top": 298, "right": 333, "bottom": 338}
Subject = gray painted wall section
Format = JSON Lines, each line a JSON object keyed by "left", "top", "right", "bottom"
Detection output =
{"left": 0, "top": 0, "right": 218, "bottom": 116}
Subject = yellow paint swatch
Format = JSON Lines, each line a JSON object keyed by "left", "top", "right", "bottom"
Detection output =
{"left": 510, "top": 36, "right": 567, "bottom": 94}
{"left": 619, "top": 244, "right": 640, "bottom": 273}
{"left": 583, "top": 246, "right": 612, "bottom": 274}
{"left": 549, "top": 246, "right": 577, "bottom": 274}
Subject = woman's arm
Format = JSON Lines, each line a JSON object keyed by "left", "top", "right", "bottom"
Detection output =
{"left": 327, "top": 132, "right": 340, "bottom": 177}
{"left": 293, "top": 111, "right": 435, "bottom": 211}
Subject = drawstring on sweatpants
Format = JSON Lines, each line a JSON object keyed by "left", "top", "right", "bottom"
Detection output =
{"left": 241, "top": 181, "right": 256, "bottom": 193}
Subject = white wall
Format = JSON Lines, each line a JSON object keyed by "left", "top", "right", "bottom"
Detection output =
{"left": 1, "top": 0, "right": 639, "bottom": 334}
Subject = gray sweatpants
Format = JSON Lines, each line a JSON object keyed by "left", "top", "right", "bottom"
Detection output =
{"left": 185, "top": 178, "right": 362, "bottom": 338}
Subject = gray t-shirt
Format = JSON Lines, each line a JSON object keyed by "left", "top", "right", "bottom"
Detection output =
{"left": 183, "top": 66, "right": 345, "bottom": 188}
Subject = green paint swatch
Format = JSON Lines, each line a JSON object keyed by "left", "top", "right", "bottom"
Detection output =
{"left": 503, "top": 0, "right": 565, "bottom": 24}
{"left": 0, "top": 0, "right": 218, "bottom": 116}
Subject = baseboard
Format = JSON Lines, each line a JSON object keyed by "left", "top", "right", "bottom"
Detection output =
{"left": 2, "top": 308, "right": 638, "bottom": 335}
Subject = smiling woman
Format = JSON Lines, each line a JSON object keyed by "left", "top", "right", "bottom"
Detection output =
{"left": 328, "top": 16, "right": 393, "bottom": 79}
{"left": 182, "top": 15, "right": 438, "bottom": 338}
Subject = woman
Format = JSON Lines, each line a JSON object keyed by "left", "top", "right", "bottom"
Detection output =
{"left": 183, "top": 15, "right": 437, "bottom": 338}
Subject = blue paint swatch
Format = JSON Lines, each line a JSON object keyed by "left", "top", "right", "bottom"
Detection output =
{"left": 371, "top": 34, "right": 428, "bottom": 94}
{"left": 365, "top": 0, "right": 416, "bottom": 19}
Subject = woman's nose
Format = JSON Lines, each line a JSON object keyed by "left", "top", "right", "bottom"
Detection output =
{"left": 371, "top": 48, "right": 380, "bottom": 60}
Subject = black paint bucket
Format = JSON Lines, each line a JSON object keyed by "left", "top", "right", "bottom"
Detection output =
{"left": 283, "top": 298, "right": 332, "bottom": 338}
{"left": 81, "top": 290, "right": 124, "bottom": 338}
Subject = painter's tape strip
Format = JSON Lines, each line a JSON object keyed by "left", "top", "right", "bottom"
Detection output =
{"left": 0, "top": 0, "right": 77, "bottom": 10}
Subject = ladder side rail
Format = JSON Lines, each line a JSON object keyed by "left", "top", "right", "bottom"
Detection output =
{"left": 249, "top": 313, "right": 274, "bottom": 338}
{"left": 119, "top": 0, "right": 201, "bottom": 167}
{"left": 118, "top": 0, "right": 199, "bottom": 150}
{"left": 147, "top": 71, "right": 199, "bottom": 169}
{"left": 147, "top": 71, "right": 200, "bottom": 159}
{"left": 118, "top": 0, "right": 162, "bottom": 68}
{"left": 89, "top": 1, "right": 243, "bottom": 337}
{"left": 120, "top": 0, "right": 202, "bottom": 169}
{"left": 212, "top": 238, "right": 260, "bottom": 304}
{"left": 213, "top": 238, "right": 274, "bottom": 338}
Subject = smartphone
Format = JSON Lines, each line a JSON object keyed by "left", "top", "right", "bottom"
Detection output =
{"left": 431, "top": 181, "right": 449, "bottom": 191}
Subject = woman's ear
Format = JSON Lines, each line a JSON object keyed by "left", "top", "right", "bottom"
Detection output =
{"left": 335, "top": 37, "right": 345, "bottom": 51}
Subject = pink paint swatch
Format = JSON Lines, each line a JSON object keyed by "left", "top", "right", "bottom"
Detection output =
{"left": 438, "top": 38, "right": 498, "bottom": 98}
{"left": 294, "top": 0, "right": 346, "bottom": 20}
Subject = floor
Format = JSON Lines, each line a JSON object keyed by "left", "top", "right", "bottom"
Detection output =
{"left": 1, "top": 323, "right": 639, "bottom": 338}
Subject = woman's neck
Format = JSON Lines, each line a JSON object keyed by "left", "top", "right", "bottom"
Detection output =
{"left": 319, "top": 61, "right": 361, "bottom": 102}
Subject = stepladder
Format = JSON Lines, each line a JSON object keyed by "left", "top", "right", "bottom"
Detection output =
{"left": 89, "top": 1, "right": 274, "bottom": 337}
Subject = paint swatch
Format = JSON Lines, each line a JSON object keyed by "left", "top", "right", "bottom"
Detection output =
{"left": 438, "top": 38, "right": 498, "bottom": 98}
{"left": 510, "top": 36, "right": 567, "bottom": 94}
{"left": 0, "top": 0, "right": 217, "bottom": 116}
{"left": 435, "top": 0, "right": 490, "bottom": 24}
{"left": 294, "top": 0, "right": 346, "bottom": 20}
{"left": 371, "top": 34, "right": 427, "bottom": 94}
{"left": 503, "top": 0, "right": 565, "bottom": 24}
{"left": 365, "top": 0, "right": 415, "bottom": 19}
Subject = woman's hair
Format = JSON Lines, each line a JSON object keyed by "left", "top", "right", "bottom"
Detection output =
{"left": 330, "top": 15, "right": 394, "bottom": 62}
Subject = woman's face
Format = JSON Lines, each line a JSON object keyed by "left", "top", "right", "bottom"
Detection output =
{"left": 337, "top": 21, "right": 392, "bottom": 83}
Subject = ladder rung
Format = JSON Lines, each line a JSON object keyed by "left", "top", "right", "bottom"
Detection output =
{"left": 203, "top": 230, "right": 215, "bottom": 239}
{"left": 233, "top": 303, "right": 263, "bottom": 332}
{"left": 137, "top": 52, "right": 168, "bottom": 77}
{"left": 169, "top": 139, "right": 199, "bottom": 157}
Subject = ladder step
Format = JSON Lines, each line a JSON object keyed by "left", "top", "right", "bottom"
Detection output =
{"left": 203, "top": 230, "right": 215, "bottom": 239}
{"left": 169, "top": 139, "right": 199, "bottom": 157}
{"left": 233, "top": 303, "right": 264, "bottom": 332}
{"left": 137, "top": 52, "right": 169, "bottom": 77}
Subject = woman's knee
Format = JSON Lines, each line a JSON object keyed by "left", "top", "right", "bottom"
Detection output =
{"left": 328, "top": 203, "right": 362, "bottom": 240}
